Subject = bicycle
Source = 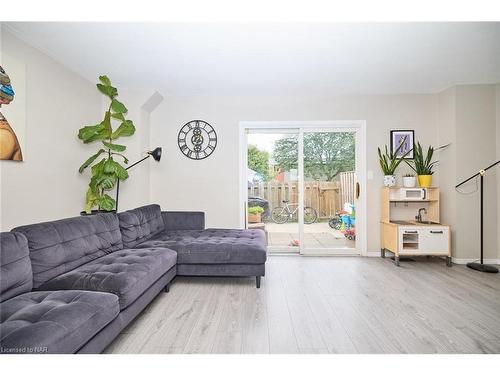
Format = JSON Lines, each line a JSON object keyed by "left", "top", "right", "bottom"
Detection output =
{"left": 328, "top": 211, "right": 343, "bottom": 230}
{"left": 271, "top": 200, "right": 318, "bottom": 224}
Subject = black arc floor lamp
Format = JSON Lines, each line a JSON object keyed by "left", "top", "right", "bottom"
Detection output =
{"left": 455, "top": 160, "right": 500, "bottom": 273}
{"left": 115, "top": 147, "right": 162, "bottom": 212}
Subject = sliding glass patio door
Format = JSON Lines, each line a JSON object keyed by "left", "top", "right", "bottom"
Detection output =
{"left": 241, "top": 122, "right": 364, "bottom": 256}
{"left": 300, "top": 128, "right": 359, "bottom": 254}
{"left": 246, "top": 129, "right": 301, "bottom": 253}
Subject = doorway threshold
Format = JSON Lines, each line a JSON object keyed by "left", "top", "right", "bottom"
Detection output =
{"left": 267, "top": 248, "right": 361, "bottom": 256}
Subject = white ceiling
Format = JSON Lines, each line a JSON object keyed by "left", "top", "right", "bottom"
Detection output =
{"left": 4, "top": 22, "right": 500, "bottom": 96}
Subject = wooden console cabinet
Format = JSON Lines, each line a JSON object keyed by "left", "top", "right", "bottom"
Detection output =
{"left": 380, "top": 187, "right": 451, "bottom": 266}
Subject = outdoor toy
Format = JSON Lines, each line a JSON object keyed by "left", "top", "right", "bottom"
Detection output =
{"left": 340, "top": 204, "right": 356, "bottom": 240}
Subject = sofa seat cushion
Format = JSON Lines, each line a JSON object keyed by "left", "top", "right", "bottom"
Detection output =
{"left": 36, "top": 248, "right": 177, "bottom": 310}
{"left": 0, "top": 290, "right": 119, "bottom": 354}
{"left": 141, "top": 229, "right": 267, "bottom": 265}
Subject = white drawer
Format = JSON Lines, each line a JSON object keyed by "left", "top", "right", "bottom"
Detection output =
{"left": 419, "top": 227, "right": 449, "bottom": 254}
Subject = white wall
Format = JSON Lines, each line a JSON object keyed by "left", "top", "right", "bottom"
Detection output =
{"left": 438, "top": 84, "right": 499, "bottom": 263}
{"left": 0, "top": 31, "right": 159, "bottom": 229}
{"left": 497, "top": 84, "right": 500, "bottom": 260}
{"left": 437, "top": 87, "right": 456, "bottom": 256}
{"left": 0, "top": 30, "right": 102, "bottom": 230}
{"left": 150, "top": 94, "right": 438, "bottom": 252}
{"left": 455, "top": 85, "right": 498, "bottom": 261}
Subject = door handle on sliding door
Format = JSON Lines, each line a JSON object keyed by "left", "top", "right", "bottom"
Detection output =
{"left": 356, "top": 182, "right": 360, "bottom": 199}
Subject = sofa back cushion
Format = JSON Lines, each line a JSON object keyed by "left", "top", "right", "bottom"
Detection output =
{"left": 118, "top": 204, "right": 165, "bottom": 248}
{"left": 0, "top": 232, "right": 33, "bottom": 302}
{"left": 13, "top": 213, "right": 123, "bottom": 289}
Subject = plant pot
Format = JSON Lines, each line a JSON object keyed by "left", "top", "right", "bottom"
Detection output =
{"left": 248, "top": 213, "right": 262, "bottom": 223}
{"left": 383, "top": 175, "right": 396, "bottom": 187}
{"left": 402, "top": 176, "right": 417, "bottom": 188}
{"left": 80, "top": 209, "right": 116, "bottom": 216}
{"left": 418, "top": 175, "right": 433, "bottom": 188}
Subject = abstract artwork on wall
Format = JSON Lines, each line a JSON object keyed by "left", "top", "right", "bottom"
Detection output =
{"left": 0, "top": 57, "right": 25, "bottom": 162}
{"left": 390, "top": 129, "right": 414, "bottom": 159}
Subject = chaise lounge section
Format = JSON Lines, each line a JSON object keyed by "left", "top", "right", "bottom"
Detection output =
{"left": 119, "top": 206, "right": 267, "bottom": 288}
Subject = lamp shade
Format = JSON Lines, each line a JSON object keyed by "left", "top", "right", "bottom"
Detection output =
{"left": 148, "top": 147, "right": 162, "bottom": 161}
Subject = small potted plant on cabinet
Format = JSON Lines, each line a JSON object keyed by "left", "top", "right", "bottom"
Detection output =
{"left": 248, "top": 206, "right": 265, "bottom": 223}
{"left": 378, "top": 143, "right": 410, "bottom": 187}
{"left": 402, "top": 173, "right": 417, "bottom": 188}
{"left": 405, "top": 142, "right": 436, "bottom": 188}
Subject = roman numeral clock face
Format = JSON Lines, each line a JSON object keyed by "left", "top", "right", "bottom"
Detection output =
{"left": 177, "top": 120, "right": 217, "bottom": 160}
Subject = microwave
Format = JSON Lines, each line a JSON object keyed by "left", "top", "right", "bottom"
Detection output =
{"left": 399, "top": 188, "right": 427, "bottom": 200}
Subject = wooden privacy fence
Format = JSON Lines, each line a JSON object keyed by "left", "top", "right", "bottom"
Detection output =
{"left": 339, "top": 171, "right": 356, "bottom": 209}
{"left": 248, "top": 171, "right": 355, "bottom": 219}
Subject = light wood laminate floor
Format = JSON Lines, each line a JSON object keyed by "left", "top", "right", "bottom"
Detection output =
{"left": 105, "top": 256, "right": 500, "bottom": 354}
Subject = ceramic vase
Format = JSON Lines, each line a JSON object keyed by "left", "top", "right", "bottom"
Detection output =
{"left": 418, "top": 175, "right": 432, "bottom": 188}
{"left": 402, "top": 176, "right": 417, "bottom": 188}
{"left": 383, "top": 175, "right": 396, "bottom": 187}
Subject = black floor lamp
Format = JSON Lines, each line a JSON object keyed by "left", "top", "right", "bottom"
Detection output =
{"left": 115, "top": 147, "right": 162, "bottom": 212}
{"left": 455, "top": 160, "right": 500, "bottom": 273}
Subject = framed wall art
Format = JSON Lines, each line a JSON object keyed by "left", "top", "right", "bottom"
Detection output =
{"left": 390, "top": 129, "right": 414, "bottom": 159}
{"left": 0, "top": 55, "right": 26, "bottom": 162}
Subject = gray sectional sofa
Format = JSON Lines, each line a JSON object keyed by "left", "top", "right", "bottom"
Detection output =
{"left": 0, "top": 204, "right": 267, "bottom": 354}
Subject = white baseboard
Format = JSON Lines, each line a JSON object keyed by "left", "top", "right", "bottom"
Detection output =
{"left": 366, "top": 253, "right": 500, "bottom": 265}
{"left": 451, "top": 258, "right": 500, "bottom": 265}
{"left": 366, "top": 251, "right": 382, "bottom": 257}
{"left": 334, "top": 252, "right": 500, "bottom": 265}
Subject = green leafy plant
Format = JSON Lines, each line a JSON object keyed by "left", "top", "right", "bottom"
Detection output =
{"left": 403, "top": 173, "right": 415, "bottom": 177}
{"left": 78, "top": 76, "right": 136, "bottom": 213}
{"left": 405, "top": 142, "right": 436, "bottom": 175}
{"left": 377, "top": 139, "right": 411, "bottom": 175}
{"left": 248, "top": 206, "right": 265, "bottom": 215}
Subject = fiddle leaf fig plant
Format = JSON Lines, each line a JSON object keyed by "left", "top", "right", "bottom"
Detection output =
{"left": 78, "top": 76, "right": 135, "bottom": 213}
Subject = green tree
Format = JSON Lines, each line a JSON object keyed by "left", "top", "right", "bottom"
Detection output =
{"left": 248, "top": 144, "right": 271, "bottom": 181}
{"left": 273, "top": 133, "right": 355, "bottom": 181}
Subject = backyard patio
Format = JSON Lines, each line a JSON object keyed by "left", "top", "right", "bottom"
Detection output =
{"left": 248, "top": 171, "right": 357, "bottom": 252}
{"left": 265, "top": 221, "right": 355, "bottom": 251}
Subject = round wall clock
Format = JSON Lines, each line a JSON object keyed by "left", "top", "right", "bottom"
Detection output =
{"left": 177, "top": 120, "right": 217, "bottom": 160}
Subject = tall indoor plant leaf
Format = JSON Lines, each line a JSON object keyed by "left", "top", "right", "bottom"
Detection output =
{"left": 77, "top": 76, "right": 136, "bottom": 213}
